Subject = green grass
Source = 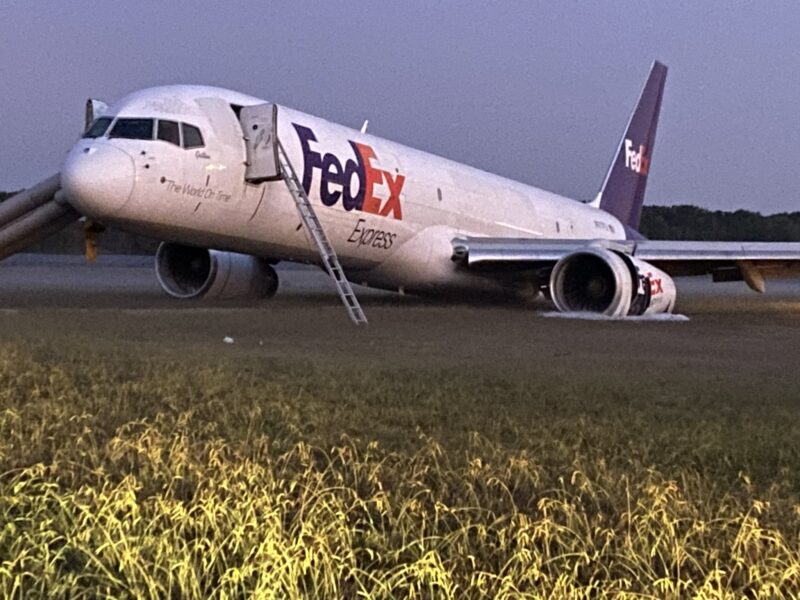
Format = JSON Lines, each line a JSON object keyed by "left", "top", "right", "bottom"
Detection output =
{"left": 1, "top": 335, "right": 799, "bottom": 598}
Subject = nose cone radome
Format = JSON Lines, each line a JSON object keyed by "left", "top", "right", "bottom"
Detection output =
{"left": 61, "top": 144, "right": 135, "bottom": 217}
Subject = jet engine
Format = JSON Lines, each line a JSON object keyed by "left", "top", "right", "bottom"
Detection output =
{"left": 549, "top": 246, "right": 676, "bottom": 316}
{"left": 155, "top": 243, "right": 278, "bottom": 300}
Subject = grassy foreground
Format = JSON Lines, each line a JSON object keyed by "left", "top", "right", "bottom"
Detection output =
{"left": 1, "top": 341, "right": 799, "bottom": 599}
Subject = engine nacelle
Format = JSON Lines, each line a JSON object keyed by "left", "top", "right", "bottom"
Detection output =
{"left": 155, "top": 243, "right": 278, "bottom": 300}
{"left": 549, "top": 246, "right": 676, "bottom": 316}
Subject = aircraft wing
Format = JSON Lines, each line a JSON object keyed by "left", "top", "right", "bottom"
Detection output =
{"left": 451, "top": 237, "right": 800, "bottom": 292}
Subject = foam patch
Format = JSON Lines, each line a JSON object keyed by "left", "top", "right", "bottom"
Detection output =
{"left": 540, "top": 311, "right": 690, "bottom": 322}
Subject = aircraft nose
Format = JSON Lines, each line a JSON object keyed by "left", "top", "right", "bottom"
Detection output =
{"left": 61, "top": 144, "right": 135, "bottom": 217}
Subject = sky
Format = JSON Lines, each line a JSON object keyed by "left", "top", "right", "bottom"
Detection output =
{"left": 1, "top": 1, "right": 798, "bottom": 214}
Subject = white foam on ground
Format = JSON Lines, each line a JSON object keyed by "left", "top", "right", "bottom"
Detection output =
{"left": 540, "top": 311, "right": 690, "bottom": 322}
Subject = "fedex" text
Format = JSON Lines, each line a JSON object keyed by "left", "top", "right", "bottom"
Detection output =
{"left": 293, "top": 124, "right": 404, "bottom": 220}
{"left": 646, "top": 272, "right": 664, "bottom": 295}
{"left": 624, "top": 138, "right": 650, "bottom": 176}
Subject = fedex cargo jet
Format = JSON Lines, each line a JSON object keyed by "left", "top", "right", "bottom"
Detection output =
{"left": 3, "top": 61, "right": 800, "bottom": 324}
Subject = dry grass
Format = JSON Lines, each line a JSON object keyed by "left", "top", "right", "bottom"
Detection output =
{"left": 0, "top": 339, "right": 799, "bottom": 598}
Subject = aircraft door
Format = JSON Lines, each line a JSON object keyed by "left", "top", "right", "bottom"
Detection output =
{"left": 240, "top": 103, "right": 281, "bottom": 183}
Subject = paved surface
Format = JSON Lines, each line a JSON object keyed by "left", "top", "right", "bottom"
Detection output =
{"left": 0, "top": 254, "right": 798, "bottom": 406}
{"left": 1, "top": 253, "right": 799, "bottom": 307}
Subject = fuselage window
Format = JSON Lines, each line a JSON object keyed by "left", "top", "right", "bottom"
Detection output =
{"left": 109, "top": 118, "right": 155, "bottom": 140}
{"left": 82, "top": 117, "right": 113, "bottom": 139}
{"left": 157, "top": 120, "right": 181, "bottom": 146}
{"left": 181, "top": 123, "right": 204, "bottom": 149}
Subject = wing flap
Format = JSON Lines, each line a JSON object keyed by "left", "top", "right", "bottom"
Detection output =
{"left": 632, "top": 240, "right": 800, "bottom": 262}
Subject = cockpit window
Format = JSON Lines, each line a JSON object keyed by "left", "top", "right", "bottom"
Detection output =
{"left": 181, "top": 123, "right": 204, "bottom": 149}
{"left": 109, "top": 118, "right": 155, "bottom": 140}
{"left": 157, "top": 120, "right": 180, "bottom": 146}
{"left": 82, "top": 117, "right": 113, "bottom": 139}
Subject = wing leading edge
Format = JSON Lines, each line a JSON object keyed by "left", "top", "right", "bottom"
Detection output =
{"left": 452, "top": 237, "right": 800, "bottom": 292}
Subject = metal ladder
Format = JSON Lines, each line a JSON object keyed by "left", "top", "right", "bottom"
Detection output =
{"left": 276, "top": 139, "right": 368, "bottom": 326}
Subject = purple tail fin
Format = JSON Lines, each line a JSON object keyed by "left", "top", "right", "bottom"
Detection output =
{"left": 597, "top": 61, "right": 667, "bottom": 231}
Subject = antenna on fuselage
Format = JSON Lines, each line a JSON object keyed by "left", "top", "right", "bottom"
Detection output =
{"left": 360, "top": 120, "right": 369, "bottom": 134}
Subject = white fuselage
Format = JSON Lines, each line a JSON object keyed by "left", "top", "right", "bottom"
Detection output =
{"left": 62, "top": 85, "right": 625, "bottom": 295}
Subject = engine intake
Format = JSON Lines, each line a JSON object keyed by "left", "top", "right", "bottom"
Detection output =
{"left": 549, "top": 246, "right": 675, "bottom": 316}
{"left": 155, "top": 243, "right": 278, "bottom": 300}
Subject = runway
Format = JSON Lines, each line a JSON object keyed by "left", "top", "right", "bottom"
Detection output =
{"left": 2, "top": 253, "right": 800, "bottom": 306}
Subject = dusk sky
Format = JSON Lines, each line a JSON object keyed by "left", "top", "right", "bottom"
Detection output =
{"left": 1, "top": 2, "right": 798, "bottom": 213}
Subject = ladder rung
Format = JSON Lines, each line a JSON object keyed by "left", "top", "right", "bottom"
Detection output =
{"left": 276, "top": 138, "right": 368, "bottom": 326}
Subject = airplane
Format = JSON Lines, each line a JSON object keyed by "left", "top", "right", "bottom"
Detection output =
{"left": 2, "top": 61, "right": 800, "bottom": 324}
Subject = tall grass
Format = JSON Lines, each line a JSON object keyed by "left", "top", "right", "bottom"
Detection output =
{"left": 0, "top": 344, "right": 798, "bottom": 598}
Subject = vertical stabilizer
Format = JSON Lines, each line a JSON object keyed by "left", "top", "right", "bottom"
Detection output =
{"left": 595, "top": 61, "right": 667, "bottom": 231}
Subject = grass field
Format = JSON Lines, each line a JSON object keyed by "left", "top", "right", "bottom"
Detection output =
{"left": 1, "top": 262, "right": 799, "bottom": 597}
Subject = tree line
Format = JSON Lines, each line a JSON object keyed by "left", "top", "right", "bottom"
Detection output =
{"left": 639, "top": 205, "right": 800, "bottom": 242}
{"left": 2, "top": 188, "right": 800, "bottom": 253}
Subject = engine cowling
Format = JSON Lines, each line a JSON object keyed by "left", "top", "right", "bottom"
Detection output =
{"left": 155, "top": 243, "right": 278, "bottom": 300}
{"left": 549, "top": 246, "right": 676, "bottom": 316}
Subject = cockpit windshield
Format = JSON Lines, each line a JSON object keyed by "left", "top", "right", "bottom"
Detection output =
{"left": 109, "top": 118, "right": 155, "bottom": 140}
{"left": 82, "top": 117, "right": 113, "bottom": 139}
{"left": 82, "top": 116, "right": 205, "bottom": 149}
{"left": 157, "top": 120, "right": 180, "bottom": 146}
{"left": 181, "top": 123, "right": 205, "bottom": 149}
